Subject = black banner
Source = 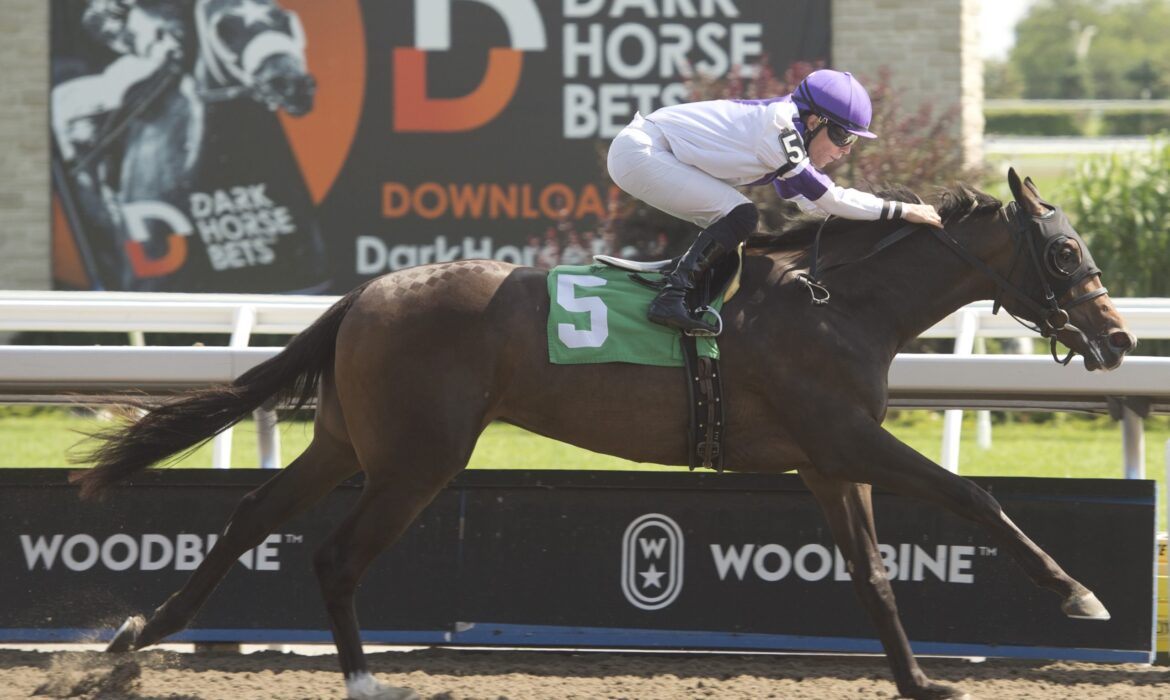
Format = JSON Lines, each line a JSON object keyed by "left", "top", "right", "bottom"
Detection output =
{"left": 0, "top": 469, "right": 1155, "bottom": 662}
{"left": 50, "top": 0, "right": 830, "bottom": 293}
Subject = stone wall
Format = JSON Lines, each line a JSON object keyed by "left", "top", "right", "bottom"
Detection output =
{"left": 0, "top": 0, "right": 49, "bottom": 290}
{"left": 0, "top": 0, "right": 983, "bottom": 291}
{"left": 833, "top": 0, "right": 984, "bottom": 165}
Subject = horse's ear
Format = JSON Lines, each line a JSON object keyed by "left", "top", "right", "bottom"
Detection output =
{"left": 1007, "top": 168, "right": 1024, "bottom": 199}
{"left": 1007, "top": 168, "right": 1046, "bottom": 216}
{"left": 1023, "top": 176, "right": 1042, "bottom": 197}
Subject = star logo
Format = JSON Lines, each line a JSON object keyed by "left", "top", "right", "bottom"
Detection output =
{"left": 639, "top": 564, "right": 666, "bottom": 589}
{"left": 232, "top": 0, "right": 274, "bottom": 27}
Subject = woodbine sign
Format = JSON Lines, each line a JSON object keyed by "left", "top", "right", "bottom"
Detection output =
{"left": 0, "top": 469, "right": 1154, "bottom": 662}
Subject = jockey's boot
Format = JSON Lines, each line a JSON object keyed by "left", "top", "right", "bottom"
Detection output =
{"left": 647, "top": 230, "right": 727, "bottom": 335}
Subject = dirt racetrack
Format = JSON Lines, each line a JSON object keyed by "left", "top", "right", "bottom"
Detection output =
{"left": 1, "top": 647, "right": 1168, "bottom": 700}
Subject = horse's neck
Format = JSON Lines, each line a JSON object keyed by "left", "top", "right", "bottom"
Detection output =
{"left": 867, "top": 217, "right": 1015, "bottom": 347}
{"left": 755, "top": 216, "right": 1012, "bottom": 356}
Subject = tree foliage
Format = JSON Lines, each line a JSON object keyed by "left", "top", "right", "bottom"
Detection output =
{"left": 1053, "top": 141, "right": 1170, "bottom": 297}
{"left": 1010, "top": 0, "right": 1170, "bottom": 99}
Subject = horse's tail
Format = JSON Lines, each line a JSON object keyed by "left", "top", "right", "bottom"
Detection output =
{"left": 71, "top": 282, "right": 370, "bottom": 500}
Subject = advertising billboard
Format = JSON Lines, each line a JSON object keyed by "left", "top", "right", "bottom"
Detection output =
{"left": 1, "top": 469, "right": 1155, "bottom": 662}
{"left": 50, "top": 0, "right": 830, "bottom": 293}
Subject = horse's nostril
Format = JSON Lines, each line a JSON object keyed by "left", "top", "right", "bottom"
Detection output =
{"left": 1108, "top": 331, "right": 1134, "bottom": 351}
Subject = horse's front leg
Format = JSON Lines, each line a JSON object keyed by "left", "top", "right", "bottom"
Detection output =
{"left": 796, "top": 407, "right": 1108, "bottom": 619}
{"left": 798, "top": 468, "right": 970, "bottom": 700}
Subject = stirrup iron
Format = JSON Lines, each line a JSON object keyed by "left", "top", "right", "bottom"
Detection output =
{"left": 684, "top": 306, "right": 723, "bottom": 337}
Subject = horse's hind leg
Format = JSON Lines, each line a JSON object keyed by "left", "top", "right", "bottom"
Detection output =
{"left": 799, "top": 468, "right": 970, "bottom": 700}
{"left": 312, "top": 420, "right": 479, "bottom": 700}
{"left": 108, "top": 429, "right": 359, "bottom": 652}
{"left": 314, "top": 477, "right": 446, "bottom": 700}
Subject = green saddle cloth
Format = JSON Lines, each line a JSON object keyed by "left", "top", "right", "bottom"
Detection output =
{"left": 546, "top": 264, "right": 721, "bottom": 367}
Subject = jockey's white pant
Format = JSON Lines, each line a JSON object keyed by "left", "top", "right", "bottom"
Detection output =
{"left": 606, "top": 112, "right": 751, "bottom": 230}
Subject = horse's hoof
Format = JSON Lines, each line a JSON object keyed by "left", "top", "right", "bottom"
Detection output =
{"left": 345, "top": 671, "right": 420, "bottom": 700}
{"left": 905, "top": 681, "right": 972, "bottom": 699}
{"left": 106, "top": 615, "right": 145, "bottom": 653}
{"left": 1062, "top": 591, "right": 1111, "bottom": 620}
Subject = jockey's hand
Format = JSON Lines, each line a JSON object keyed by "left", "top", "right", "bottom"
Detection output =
{"left": 903, "top": 203, "right": 943, "bottom": 228}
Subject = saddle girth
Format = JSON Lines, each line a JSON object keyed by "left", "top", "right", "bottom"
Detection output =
{"left": 680, "top": 335, "right": 725, "bottom": 472}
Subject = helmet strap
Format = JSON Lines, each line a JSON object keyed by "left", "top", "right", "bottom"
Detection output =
{"left": 803, "top": 115, "right": 828, "bottom": 151}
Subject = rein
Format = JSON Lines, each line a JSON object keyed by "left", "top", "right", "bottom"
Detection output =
{"left": 69, "top": 61, "right": 185, "bottom": 177}
{"left": 796, "top": 203, "right": 1109, "bottom": 366}
{"left": 796, "top": 218, "right": 921, "bottom": 304}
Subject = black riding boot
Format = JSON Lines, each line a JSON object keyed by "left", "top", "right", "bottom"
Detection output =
{"left": 647, "top": 231, "right": 727, "bottom": 335}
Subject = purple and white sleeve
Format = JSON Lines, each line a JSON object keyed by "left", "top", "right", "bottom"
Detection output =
{"left": 774, "top": 167, "right": 899, "bottom": 221}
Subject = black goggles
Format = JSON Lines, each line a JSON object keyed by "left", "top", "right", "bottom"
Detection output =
{"left": 826, "top": 121, "right": 858, "bottom": 147}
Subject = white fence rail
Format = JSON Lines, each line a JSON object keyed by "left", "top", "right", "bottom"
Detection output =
{"left": 2, "top": 291, "right": 1169, "bottom": 476}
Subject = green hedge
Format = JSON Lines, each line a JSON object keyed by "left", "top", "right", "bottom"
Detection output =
{"left": 986, "top": 108, "right": 1170, "bottom": 136}
{"left": 1099, "top": 111, "right": 1170, "bottom": 135}
{"left": 984, "top": 111, "right": 1084, "bottom": 136}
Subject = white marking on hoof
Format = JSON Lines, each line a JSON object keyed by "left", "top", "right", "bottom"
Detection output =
{"left": 345, "top": 672, "right": 420, "bottom": 700}
{"left": 1063, "top": 591, "right": 1111, "bottom": 620}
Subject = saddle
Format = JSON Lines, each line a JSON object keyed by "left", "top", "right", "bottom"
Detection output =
{"left": 593, "top": 245, "right": 744, "bottom": 473}
{"left": 595, "top": 243, "right": 744, "bottom": 310}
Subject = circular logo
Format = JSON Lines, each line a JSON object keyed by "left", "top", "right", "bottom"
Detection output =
{"left": 621, "top": 513, "right": 684, "bottom": 611}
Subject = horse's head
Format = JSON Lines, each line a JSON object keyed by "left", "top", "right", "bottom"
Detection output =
{"left": 999, "top": 168, "right": 1135, "bottom": 370}
{"left": 197, "top": 0, "right": 316, "bottom": 116}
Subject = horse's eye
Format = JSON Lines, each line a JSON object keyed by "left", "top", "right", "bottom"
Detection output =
{"left": 1049, "top": 243, "right": 1079, "bottom": 276}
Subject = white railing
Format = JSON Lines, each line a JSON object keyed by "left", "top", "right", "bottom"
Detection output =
{"left": 0, "top": 291, "right": 333, "bottom": 470}
{"left": 983, "top": 135, "right": 1165, "bottom": 156}
{"left": 1, "top": 291, "right": 1168, "bottom": 475}
{"left": 985, "top": 99, "right": 1170, "bottom": 112}
{"left": 982, "top": 99, "right": 1170, "bottom": 156}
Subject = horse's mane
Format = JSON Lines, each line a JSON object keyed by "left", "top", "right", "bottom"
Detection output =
{"left": 746, "top": 184, "right": 1003, "bottom": 256}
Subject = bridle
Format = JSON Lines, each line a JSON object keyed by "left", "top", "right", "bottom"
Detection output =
{"left": 930, "top": 200, "right": 1107, "bottom": 365}
{"left": 797, "top": 200, "right": 1109, "bottom": 366}
{"left": 195, "top": 0, "right": 309, "bottom": 106}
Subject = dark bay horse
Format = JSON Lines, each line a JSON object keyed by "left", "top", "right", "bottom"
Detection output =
{"left": 74, "top": 169, "right": 1136, "bottom": 700}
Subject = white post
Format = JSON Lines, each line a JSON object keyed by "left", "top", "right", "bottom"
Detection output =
{"left": 974, "top": 336, "right": 992, "bottom": 450}
{"left": 255, "top": 399, "right": 282, "bottom": 469}
{"left": 941, "top": 310, "right": 979, "bottom": 472}
{"left": 212, "top": 306, "right": 257, "bottom": 469}
{"left": 1121, "top": 401, "right": 1145, "bottom": 480}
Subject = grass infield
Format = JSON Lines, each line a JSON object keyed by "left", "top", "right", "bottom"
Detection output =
{"left": 3, "top": 407, "right": 1166, "bottom": 530}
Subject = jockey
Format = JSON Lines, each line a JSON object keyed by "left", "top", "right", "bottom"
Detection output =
{"left": 607, "top": 69, "right": 944, "bottom": 336}
{"left": 52, "top": 0, "right": 184, "bottom": 162}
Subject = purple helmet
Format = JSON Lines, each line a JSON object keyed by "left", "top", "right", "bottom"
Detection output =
{"left": 792, "top": 70, "right": 877, "bottom": 139}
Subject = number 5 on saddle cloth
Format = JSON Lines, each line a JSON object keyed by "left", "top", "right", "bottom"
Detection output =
{"left": 545, "top": 247, "right": 743, "bottom": 471}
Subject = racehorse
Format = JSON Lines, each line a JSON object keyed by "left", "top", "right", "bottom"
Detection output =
{"left": 73, "top": 169, "right": 1135, "bottom": 700}
{"left": 68, "top": 0, "right": 314, "bottom": 289}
